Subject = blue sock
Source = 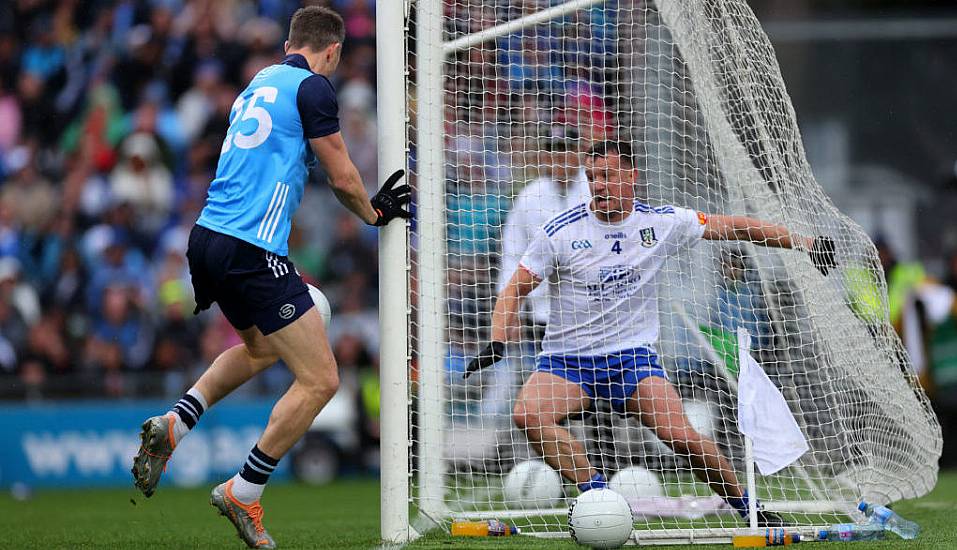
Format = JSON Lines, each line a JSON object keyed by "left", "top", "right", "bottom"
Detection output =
{"left": 726, "top": 490, "right": 753, "bottom": 518}
{"left": 577, "top": 473, "right": 607, "bottom": 493}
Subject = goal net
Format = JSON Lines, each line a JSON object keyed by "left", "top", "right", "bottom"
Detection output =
{"left": 395, "top": 0, "right": 942, "bottom": 543}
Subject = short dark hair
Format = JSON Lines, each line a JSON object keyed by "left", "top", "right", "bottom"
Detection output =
{"left": 587, "top": 141, "right": 636, "bottom": 168}
{"left": 288, "top": 6, "right": 345, "bottom": 51}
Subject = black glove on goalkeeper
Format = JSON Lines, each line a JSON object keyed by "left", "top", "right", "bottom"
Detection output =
{"left": 371, "top": 169, "right": 412, "bottom": 226}
{"left": 809, "top": 236, "right": 837, "bottom": 276}
{"left": 463, "top": 341, "right": 505, "bottom": 379}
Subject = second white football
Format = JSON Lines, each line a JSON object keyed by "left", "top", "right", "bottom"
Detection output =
{"left": 502, "top": 460, "right": 563, "bottom": 509}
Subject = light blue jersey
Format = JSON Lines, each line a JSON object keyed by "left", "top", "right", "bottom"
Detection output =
{"left": 197, "top": 54, "right": 340, "bottom": 255}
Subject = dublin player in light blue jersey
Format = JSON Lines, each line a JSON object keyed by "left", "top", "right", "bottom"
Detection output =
{"left": 131, "top": 7, "right": 410, "bottom": 548}
{"left": 466, "top": 141, "right": 836, "bottom": 527}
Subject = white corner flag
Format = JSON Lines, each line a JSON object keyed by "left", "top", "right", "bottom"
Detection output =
{"left": 736, "top": 328, "right": 809, "bottom": 475}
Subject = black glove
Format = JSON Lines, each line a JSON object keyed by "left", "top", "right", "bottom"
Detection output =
{"left": 809, "top": 236, "right": 837, "bottom": 276}
{"left": 371, "top": 169, "right": 411, "bottom": 226}
{"left": 463, "top": 341, "right": 505, "bottom": 379}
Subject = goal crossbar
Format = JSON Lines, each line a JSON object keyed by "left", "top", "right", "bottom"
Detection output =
{"left": 442, "top": 0, "right": 603, "bottom": 55}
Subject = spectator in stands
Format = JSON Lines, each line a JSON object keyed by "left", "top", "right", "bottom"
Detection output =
{"left": 88, "top": 284, "right": 154, "bottom": 371}
{"left": 0, "top": 256, "right": 39, "bottom": 326}
{"left": 0, "top": 75, "right": 21, "bottom": 152}
{"left": 877, "top": 237, "right": 928, "bottom": 333}
{"left": 498, "top": 128, "right": 589, "bottom": 330}
{"left": 84, "top": 226, "right": 149, "bottom": 315}
{"left": 0, "top": 144, "right": 57, "bottom": 233}
{"left": 0, "top": 258, "right": 29, "bottom": 373}
{"left": 333, "top": 332, "right": 380, "bottom": 469}
{"left": 930, "top": 254, "right": 957, "bottom": 466}
{"left": 109, "top": 132, "right": 174, "bottom": 234}
{"left": 59, "top": 82, "right": 126, "bottom": 174}
{"left": 176, "top": 61, "right": 224, "bottom": 143}
{"left": 22, "top": 307, "right": 70, "bottom": 376}
{"left": 43, "top": 244, "right": 86, "bottom": 314}
{"left": 711, "top": 246, "right": 773, "bottom": 350}
{"left": 446, "top": 124, "right": 511, "bottom": 257}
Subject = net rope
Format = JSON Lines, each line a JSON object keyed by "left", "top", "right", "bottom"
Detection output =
{"left": 405, "top": 0, "right": 941, "bottom": 536}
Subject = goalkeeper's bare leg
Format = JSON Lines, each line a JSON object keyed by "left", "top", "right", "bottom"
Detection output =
{"left": 513, "top": 371, "right": 604, "bottom": 489}
{"left": 627, "top": 376, "right": 787, "bottom": 526}
{"left": 626, "top": 376, "right": 742, "bottom": 498}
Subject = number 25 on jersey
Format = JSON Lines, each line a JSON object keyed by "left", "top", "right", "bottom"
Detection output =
{"left": 222, "top": 86, "right": 278, "bottom": 153}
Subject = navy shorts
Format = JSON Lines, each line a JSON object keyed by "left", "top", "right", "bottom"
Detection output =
{"left": 535, "top": 347, "right": 668, "bottom": 413}
{"left": 186, "top": 224, "right": 313, "bottom": 335}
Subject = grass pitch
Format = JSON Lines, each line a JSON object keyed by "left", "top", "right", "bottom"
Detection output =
{"left": 3, "top": 472, "right": 957, "bottom": 549}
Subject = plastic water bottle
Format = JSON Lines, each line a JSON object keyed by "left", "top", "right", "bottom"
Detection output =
{"left": 859, "top": 502, "right": 920, "bottom": 539}
{"left": 450, "top": 520, "right": 520, "bottom": 537}
{"left": 817, "top": 523, "right": 884, "bottom": 542}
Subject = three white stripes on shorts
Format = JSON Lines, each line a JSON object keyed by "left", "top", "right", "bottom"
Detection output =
{"left": 266, "top": 253, "right": 287, "bottom": 278}
{"left": 257, "top": 181, "right": 289, "bottom": 243}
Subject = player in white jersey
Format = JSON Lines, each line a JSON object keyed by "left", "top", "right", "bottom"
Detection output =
{"left": 498, "top": 129, "right": 590, "bottom": 326}
{"left": 466, "top": 141, "right": 836, "bottom": 526}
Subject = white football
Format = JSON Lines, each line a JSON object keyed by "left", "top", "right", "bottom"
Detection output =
{"left": 609, "top": 466, "right": 664, "bottom": 500}
{"left": 307, "top": 284, "right": 332, "bottom": 328}
{"left": 502, "top": 460, "right": 563, "bottom": 509}
{"left": 568, "top": 489, "right": 634, "bottom": 549}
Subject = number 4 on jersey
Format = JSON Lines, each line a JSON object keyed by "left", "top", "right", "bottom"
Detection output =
{"left": 611, "top": 240, "right": 622, "bottom": 254}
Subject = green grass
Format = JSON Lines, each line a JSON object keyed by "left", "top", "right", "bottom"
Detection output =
{"left": 4, "top": 473, "right": 957, "bottom": 549}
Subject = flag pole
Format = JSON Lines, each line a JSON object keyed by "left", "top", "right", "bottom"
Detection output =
{"left": 738, "top": 328, "right": 758, "bottom": 530}
{"left": 745, "top": 434, "right": 758, "bottom": 530}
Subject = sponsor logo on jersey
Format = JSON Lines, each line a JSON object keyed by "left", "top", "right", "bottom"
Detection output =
{"left": 697, "top": 211, "right": 708, "bottom": 226}
{"left": 279, "top": 303, "right": 296, "bottom": 319}
{"left": 639, "top": 227, "right": 658, "bottom": 248}
{"left": 586, "top": 265, "right": 640, "bottom": 300}
{"left": 604, "top": 232, "right": 626, "bottom": 240}
{"left": 571, "top": 240, "right": 593, "bottom": 250}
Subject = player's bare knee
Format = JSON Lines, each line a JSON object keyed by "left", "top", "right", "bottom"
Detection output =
{"left": 302, "top": 369, "right": 339, "bottom": 405}
{"left": 513, "top": 402, "right": 539, "bottom": 432}
{"left": 513, "top": 402, "right": 554, "bottom": 433}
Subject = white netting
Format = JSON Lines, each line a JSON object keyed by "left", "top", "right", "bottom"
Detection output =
{"left": 404, "top": 0, "right": 941, "bottom": 540}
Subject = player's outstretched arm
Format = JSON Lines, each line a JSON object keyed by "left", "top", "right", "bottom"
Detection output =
{"left": 310, "top": 133, "right": 411, "bottom": 226}
{"left": 703, "top": 214, "right": 837, "bottom": 275}
{"left": 464, "top": 266, "right": 541, "bottom": 379}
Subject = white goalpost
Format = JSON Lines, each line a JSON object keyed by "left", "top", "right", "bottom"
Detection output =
{"left": 379, "top": 0, "right": 942, "bottom": 544}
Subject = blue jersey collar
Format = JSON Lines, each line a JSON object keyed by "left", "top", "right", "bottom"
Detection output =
{"left": 282, "top": 54, "right": 312, "bottom": 72}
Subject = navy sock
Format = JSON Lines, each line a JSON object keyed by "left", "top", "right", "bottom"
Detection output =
{"left": 577, "top": 473, "right": 608, "bottom": 493}
{"left": 172, "top": 392, "right": 205, "bottom": 429}
{"left": 239, "top": 445, "right": 279, "bottom": 485}
{"left": 727, "top": 491, "right": 753, "bottom": 518}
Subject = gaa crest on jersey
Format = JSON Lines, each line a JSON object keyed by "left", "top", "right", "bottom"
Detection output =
{"left": 639, "top": 227, "right": 658, "bottom": 248}
{"left": 572, "top": 240, "right": 593, "bottom": 250}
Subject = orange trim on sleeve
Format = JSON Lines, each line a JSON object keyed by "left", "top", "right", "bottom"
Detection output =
{"left": 697, "top": 211, "right": 708, "bottom": 226}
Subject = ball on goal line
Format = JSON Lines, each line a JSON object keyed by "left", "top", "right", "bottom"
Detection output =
{"left": 568, "top": 489, "right": 634, "bottom": 549}
{"left": 608, "top": 466, "right": 664, "bottom": 500}
{"left": 502, "top": 460, "right": 563, "bottom": 509}
{"left": 306, "top": 283, "right": 332, "bottom": 328}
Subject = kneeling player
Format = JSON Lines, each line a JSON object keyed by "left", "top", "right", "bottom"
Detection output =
{"left": 466, "top": 141, "right": 836, "bottom": 526}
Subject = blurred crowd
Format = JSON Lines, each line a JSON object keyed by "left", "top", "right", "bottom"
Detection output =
{"left": 10, "top": 0, "right": 952, "bottom": 459}
{"left": 0, "top": 0, "right": 383, "bottom": 405}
